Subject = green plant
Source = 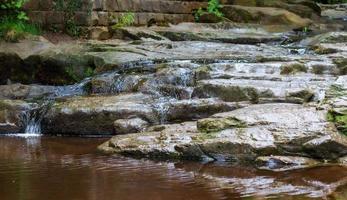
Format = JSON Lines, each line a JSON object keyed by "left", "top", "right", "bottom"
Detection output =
{"left": 112, "top": 12, "right": 135, "bottom": 29}
{"left": 0, "top": 0, "right": 28, "bottom": 20}
{"left": 194, "top": 0, "right": 223, "bottom": 22}
{"left": 53, "top": 0, "right": 91, "bottom": 37}
{"left": 0, "top": 0, "right": 40, "bottom": 42}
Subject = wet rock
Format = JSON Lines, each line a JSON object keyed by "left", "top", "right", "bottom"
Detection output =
{"left": 86, "top": 72, "right": 118, "bottom": 94}
{"left": 0, "top": 84, "right": 56, "bottom": 100}
{"left": 193, "top": 79, "right": 317, "bottom": 103}
{"left": 303, "top": 134, "right": 347, "bottom": 160}
{"left": 99, "top": 103, "right": 347, "bottom": 164}
{"left": 280, "top": 63, "right": 307, "bottom": 75}
{"left": 255, "top": 156, "right": 319, "bottom": 171}
{"left": 0, "top": 100, "right": 35, "bottom": 134}
{"left": 165, "top": 99, "right": 243, "bottom": 122}
{"left": 42, "top": 93, "right": 158, "bottom": 135}
{"left": 113, "top": 118, "right": 149, "bottom": 135}
{"left": 325, "top": 76, "right": 347, "bottom": 135}
{"left": 98, "top": 122, "right": 198, "bottom": 158}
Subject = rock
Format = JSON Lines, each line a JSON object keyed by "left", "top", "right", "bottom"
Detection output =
{"left": 42, "top": 93, "right": 158, "bottom": 135}
{"left": 98, "top": 122, "right": 198, "bottom": 158}
{"left": 154, "top": 23, "right": 283, "bottom": 43}
{"left": 0, "top": 38, "right": 96, "bottom": 85}
{"left": 113, "top": 118, "right": 149, "bottom": 134}
{"left": 221, "top": 5, "right": 312, "bottom": 28}
{"left": 0, "top": 84, "right": 56, "bottom": 100}
{"left": 99, "top": 103, "right": 347, "bottom": 164}
{"left": 0, "top": 100, "right": 35, "bottom": 134}
{"left": 231, "top": 0, "right": 321, "bottom": 18}
{"left": 198, "top": 12, "right": 224, "bottom": 23}
{"left": 89, "top": 27, "right": 112, "bottom": 40}
{"left": 192, "top": 79, "right": 317, "bottom": 103}
{"left": 164, "top": 98, "right": 244, "bottom": 122}
{"left": 255, "top": 156, "right": 319, "bottom": 171}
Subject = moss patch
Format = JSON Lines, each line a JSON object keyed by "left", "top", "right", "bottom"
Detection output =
{"left": 197, "top": 117, "right": 247, "bottom": 133}
{"left": 312, "top": 45, "right": 338, "bottom": 55}
{"left": 280, "top": 63, "right": 307, "bottom": 75}
{"left": 328, "top": 111, "right": 347, "bottom": 135}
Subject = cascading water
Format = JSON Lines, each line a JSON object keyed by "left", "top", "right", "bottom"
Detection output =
{"left": 20, "top": 78, "right": 90, "bottom": 136}
{"left": 23, "top": 100, "right": 52, "bottom": 135}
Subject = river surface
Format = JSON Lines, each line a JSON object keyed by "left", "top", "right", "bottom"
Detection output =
{"left": 1, "top": 136, "right": 347, "bottom": 200}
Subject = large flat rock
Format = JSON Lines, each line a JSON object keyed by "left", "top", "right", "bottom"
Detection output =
{"left": 99, "top": 103, "right": 347, "bottom": 165}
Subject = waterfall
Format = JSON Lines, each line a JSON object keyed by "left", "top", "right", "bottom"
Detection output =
{"left": 23, "top": 100, "right": 52, "bottom": 135}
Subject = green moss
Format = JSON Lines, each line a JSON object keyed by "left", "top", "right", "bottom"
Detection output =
{"left": 312, "top": 46, "right": 338, "bottom": 55}
{"left": 195, "top": 65, "right": 212, "bottom": 80}
{"left": 197, "top": 117, "right": 246, "bottom": 133}
{"left": 287, "top": 90, "right": 314, "bottom": 102}
{"left": 280, "top": 63, "right": 307, "bottom": 75}
{"left": 327, "top": 110, "right": 347, "bottom": 135}
{"left": 255, "top": 56, "right": 287, "bottom": 63}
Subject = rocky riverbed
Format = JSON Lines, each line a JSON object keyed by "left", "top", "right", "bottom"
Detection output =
{"left": 1, "top": 2, "right": 347, "bottom": 173}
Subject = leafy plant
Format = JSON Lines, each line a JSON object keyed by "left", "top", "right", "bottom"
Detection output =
{"left": 207, "top": 0, "right": 223, "bottom": 17}
{"left": 0, "top": 0, "right": 40, "bottom": 42}
{"left": 53, "top": 0, "right": 91, "bottom": 37}
{"left": 0, "top": 0, "right": 28, "bottom": 20}
{"left": 194, "top": 0, "right": 223, "bottom": 22}
{"left": 112, "top": 12, "right": 135, "bottom": 29}
{"left": 0, "top": 18, "right": 40, "bottom": 42}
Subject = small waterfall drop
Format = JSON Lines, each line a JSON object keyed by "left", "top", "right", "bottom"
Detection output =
{"left": 23, "top": 100, "right": 52, "bottom": 136}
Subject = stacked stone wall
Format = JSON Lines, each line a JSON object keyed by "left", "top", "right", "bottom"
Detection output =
{"left": 23, "top": 0, "right": 210, "bottom": 28}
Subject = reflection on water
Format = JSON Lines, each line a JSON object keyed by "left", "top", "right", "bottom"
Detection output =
{"left": 1, "top": 136, "right": 347, "bottom": 200}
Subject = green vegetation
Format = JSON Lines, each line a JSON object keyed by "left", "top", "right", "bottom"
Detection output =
{"left": 197, "top": 117, "right": 246, "bottom": 133}
{"left": 53, "top": 0, "right": 91, "bottom": 37}
{"left": 0, "top": 0, "right": 40, "bottom": 42}
{"left": 0, "top": 17, "right": 40, "bottom": 42}
{"left": 194, "top": 0, "right": 224, "bottom": 22}
{"left": 328, "top": 111, "right": 347, "bottom": 135}
{"left": 112, "top": 12, "right": 135, "bottom": 29}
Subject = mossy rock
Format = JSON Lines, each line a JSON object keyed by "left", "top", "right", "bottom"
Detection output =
{"left": 333, "top": 58, "right": 347, "bottom": 75}
{"left": 312, "top": 45, "right": 338, "bottom": 55}
{"left": 327, "top": 111, "right": 347, "bottom": 135}
{"left": 280, "top": 63, "right": 307, "bottom": 75}
{"left": 197, "top": 117, "right": 247, "bottom": 133}
{"left": 194, "top": 65, "right": 212, "bottom": 80}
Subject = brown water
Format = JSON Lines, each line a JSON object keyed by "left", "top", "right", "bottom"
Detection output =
{"left": 1, "top": 136, "right": 347, "bottom": 200}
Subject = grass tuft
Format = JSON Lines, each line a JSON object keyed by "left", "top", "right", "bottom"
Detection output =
{"left": 0, "top": 17, "right": 41, "bottom": 42}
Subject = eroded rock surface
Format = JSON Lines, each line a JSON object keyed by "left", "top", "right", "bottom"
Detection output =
{"left": 98, "top": 104, "right": 347, "bottom": 167}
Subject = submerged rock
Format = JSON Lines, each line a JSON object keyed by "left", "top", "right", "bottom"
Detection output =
{"left": 255, "top": 156, "right": 319, "bottom": 171}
